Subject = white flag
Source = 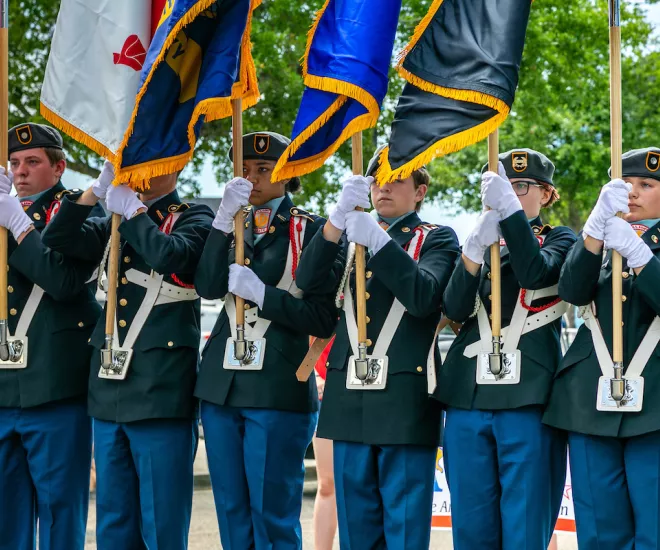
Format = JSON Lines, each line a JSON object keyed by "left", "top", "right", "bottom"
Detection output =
{"left": 40, "top": 1, "right": 153, "bottom": 159}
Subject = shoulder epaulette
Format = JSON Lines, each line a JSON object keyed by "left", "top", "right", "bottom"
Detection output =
{"left": 290, "top": 207, "right": 315, "bottom": 222}
{"left": 534, "top": 223, "right": 555, "bottom": 236}
{"left": 54, "top": 189, "right": 78, "bottom": 201}
{"left": 168, "top": 203, "right": 190, "bottom": 213}
{"left": 419, "top": 223, "right": 439, "bottom": 231}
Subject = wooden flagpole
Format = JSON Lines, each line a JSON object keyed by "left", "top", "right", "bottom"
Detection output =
{"left": 487, "top": 130, "right": 503, "bottom": 373}
{"left": 0, "top": 0, "right": 10, "bottom": 361}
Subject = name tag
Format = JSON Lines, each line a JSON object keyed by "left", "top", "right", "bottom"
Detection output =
{"left": 596, "top": 376, "right": 644, "bottom": 412}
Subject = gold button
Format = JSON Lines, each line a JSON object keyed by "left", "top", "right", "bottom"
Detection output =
{"left": 365, "top": 292, "right": 371, "bottom": 300}
{"left": 119, "top": 299, "right": 127, "bottom": 307}
{"left": 366, "top": 316, "right": 371, "bottom": 324}
{"left": 245, "top": 222, "right": 249, "bottom": 228}
{"left": 401, "top": 227, "right": 410, "bottom": 233}
{"left": 78, "top": 322, "right": 84, "bottom": 328}
{"left": 487, "top": 272, "right": 491, "bottom": 279}
{"left": 123, "top": 256, "right": 131, "bottom": 264}
{"left": 167, "top": 341, "right": 174, "bottom": 347}
{"left": 244, "top": 258, "right": 251, "bottom": 266}
{"left": 292, "top": 209, "right": 299, "bottom": 215}
{"left": 488, "top": 294, "right": 492, "bottom": 301}
{"left": 9, "top": 308, "right": 16, "bottom": 316}
{"left": 622, "top": 272, "right": 629, "bottom": 279}
{"left": 417, "top": 366, "right": 423, "bottom": 372}
{"left": 33, "top": 213, "right": 41, "bottom": 221}
{"left": 245, "top": 304, "right": 251, "bottom": 310}
{"left": 366, "top": 271, "right": 372, "bottom": 279}
{"left": 121, "top": 277, "right": 128, "bottom": 285}
{"left": 326, "top": 362, "right": 330, "bottom": 367}
{"left": 7, "top": 286, "right": 13, "bottom": 293}
{"left": 119, "top": 320, "right": 127, "bottom": 328}
{"left": 489, "top": 314, "right": 493, "bottom": 320}
{"left": 366, "top": 339, "right": 372, "bottom": 347}
{"left": 88, "top": 338, "right": 91, "bottom": 343}
{"left": 622, "top": 295, "right": 627, "bottom": 302}
{"left": 269, "top": 226, "right": 276, "bottom": 234}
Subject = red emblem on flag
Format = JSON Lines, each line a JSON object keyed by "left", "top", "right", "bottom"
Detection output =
{"left": 113, "top": 35, "right": 147, "bottom": 72}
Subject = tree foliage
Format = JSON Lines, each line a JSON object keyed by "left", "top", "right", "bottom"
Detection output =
{"left": 7, "top": 0, "right": 660, "bottom": 228}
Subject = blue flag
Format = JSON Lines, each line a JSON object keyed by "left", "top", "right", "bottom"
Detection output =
{"left": 114, "top": 0, "right": 260, "bottom": 188}
{"left": 272, "top": 0, "right": 401, "bottom": 182}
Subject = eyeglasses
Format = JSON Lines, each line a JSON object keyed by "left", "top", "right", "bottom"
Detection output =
{"left": 511, "top": 181, "right": 544, "bottom": 196}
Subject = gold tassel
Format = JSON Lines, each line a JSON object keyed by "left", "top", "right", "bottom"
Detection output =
{"left": 396, "top": 0, "right": 445, "bottom": 68}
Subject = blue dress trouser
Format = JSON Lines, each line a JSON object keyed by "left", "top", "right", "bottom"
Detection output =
{"left": 569, "top": 430, "right": 660, "bottom": 550}
{"left": 0, "top": 398, "right": 92, "bottom": 550}
{"left": 444, "top": 406, "right": 567, "bottom": 550}
{"left": 201, "top": 402, "right": 317, "bottom": 550}
{"left": 94, "top": 418, "right": 196, "bottom": 550}
{"left": 333, "top": 441, "right": 437, "bottom": 550}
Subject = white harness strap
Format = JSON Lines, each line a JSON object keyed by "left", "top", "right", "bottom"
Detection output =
{"left": 582, "top": 304, "right": 660, "bottom": 379}
{"left": 225, "top": 218, "right": 307, "bottom": 341}
{"left": 112, "top": 212, "right": 198, "bottom": 350}
{"left": 343, "top": 228, "right": 437, "bottom": 391}
{"left": 463, "top": 285, "right": 568, "bottom": 358}
{"left": 12, "top": 285, "right": 45, "bottom": 338}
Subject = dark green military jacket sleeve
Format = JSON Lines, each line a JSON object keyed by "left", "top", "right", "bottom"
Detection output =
{"left": 436, "top": 213, "right": 577, "bottom": 411}
{"left": 195, "top": 196, "right": 337, "bottom": 414}
{"left": 544, "top": 222, "right": 660, "bottom": 438}
{"left": 294, "top": 227, "right": 345, "bottom": 296}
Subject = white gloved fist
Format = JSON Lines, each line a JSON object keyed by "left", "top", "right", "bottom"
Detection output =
{"left": 214, "top": 177, "right": 253, "bottom": 233}
{"left": 91, "top": 160, "right": 115, "bottom": 200}
{"left": 0, "top": 194, "right": 33, "bottom": 239}
{"left": 481, "top": 162, "right": 523, "bottom": 219}
{"left": 345, "top": 210, "right": 391, "bottom": 255}
{"left": 228, "top": 264, "right": 266, "bottom": 309}
{"left": 583, "top": 179, "right": 631, "bottom": 241}
{"left": 106, "top": 184, "right": 145, "bottom": 219}
{"left": 0, "top": 167, "right": 13, "bottom": 195}
{"left": 328, "top": 175, "right": 372, "bottom": 231}
{"left": 603, "top": 216, "right": 654, "bottom": 269}
{"left": 462, "top": 210, "right": 502, "bottom": 265}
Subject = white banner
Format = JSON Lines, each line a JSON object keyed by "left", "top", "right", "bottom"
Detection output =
{"left": 40, "top": 0, "right": 153, "bottom": 158}
{"left": 431, "top": 448, "right": 576, "bottom": 533}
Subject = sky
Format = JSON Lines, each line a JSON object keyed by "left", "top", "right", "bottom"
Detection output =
{"left": 67, "top": 3, "right": 660, "bottom": 243}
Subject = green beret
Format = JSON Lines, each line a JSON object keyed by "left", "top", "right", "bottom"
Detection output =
{"left": 228, "top": 131, "right": 290, "bottom": 163}
{"left": 482, "top": 148, "right": 555, "bottom": 187}
{"left": 616, "top": 147, "right": 660, "bottom": 181}
{"left": 8, "top": 123, "right": 63, "bottom": 157}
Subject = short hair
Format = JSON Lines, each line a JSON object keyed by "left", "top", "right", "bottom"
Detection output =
{"left": 44, "top": 147, "right": 66, "bottom": 166}
{"left": 411, "top": 167, "right": 430, "bottom": 212}
{"left": 540, "top": 182, "right": 560, "bottom": 208}
{"left": 286, "top": 176, "right": 301, "bottom": 194}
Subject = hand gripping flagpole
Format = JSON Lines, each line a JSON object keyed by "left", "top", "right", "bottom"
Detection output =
{"left": 487, "top": 130, "right": 503, "bottom": 375}
{"left": 101, "top": 213, "right": 122, "bottom": 370}
{"left": 609, "top": 0, "right": 625, "bottom": 404}
{"left": 231, "top": 97, "right": 248, "bottom": 361}
{"left": 0, "top": 0, "right": 10, "bottom": 362}
{"left": 352, "top": 132, "right": 369, "bottom": 380}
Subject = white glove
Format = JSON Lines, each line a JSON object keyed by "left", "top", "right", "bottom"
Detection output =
{"left": 328, "top": 175, "right": 372, "bottom": 231}
{"left": 214, "top": 177, "right": 253, "bottom": 233}
{"left": 106, "top": 184, "right": 145, "bottom": 219}
{"left": 0, "top": 167, "right": 13, "bottom": 195}
{"left": 603, "top": 216, "right": 654, "bottom": 269}
{"left": 91, "top": 160, "right": 115, "bottom": 200}
{"left": 481, "top": 162, "right": 523, "bottom": 219}
{"left": 0, "top": 194, "right": 33, "bottom": 239}
{"left": 462, "top": 210, "right": 502, "bottom": 265}
{"left": 228, "top": 264, "right": 266, "bottom": 309}
{"left": 345, "top": 210, "right": 391, "bottom": 255}
{"left": 583, "top": 179, "right": 631, "bottom": 241}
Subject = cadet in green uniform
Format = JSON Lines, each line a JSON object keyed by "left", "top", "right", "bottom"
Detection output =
{"left": 41, "top": 164, "right": 214, "bottom": 549}
{"left": 195, "top": 132, "right": 336, "bottom": 550}
{"left": 295, "top": 146, "right": 460, "bottom": 550}
{"left": 0, "top": 123, "right": 104, "bottom": 550}
{"left": 544, "top": 147, "right": 660, "bottom": 550}
{"left": 435, "top": 150, "right": 577, "bottom": 550}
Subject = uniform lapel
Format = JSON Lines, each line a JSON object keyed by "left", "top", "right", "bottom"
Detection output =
{"left": 148, "top": 190, "right": 181, "bottom": 226}
{"left": 23, "top": 182, "right": 66, "bottom": 231}
{"left": 642, "top": 221, "right": 660, "bottom": 254}
{"left": 254, "top": 195, "right": 293, "bottom": 253}
{"left": 387, "top": 211, "right": 421, "bottom": 249}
